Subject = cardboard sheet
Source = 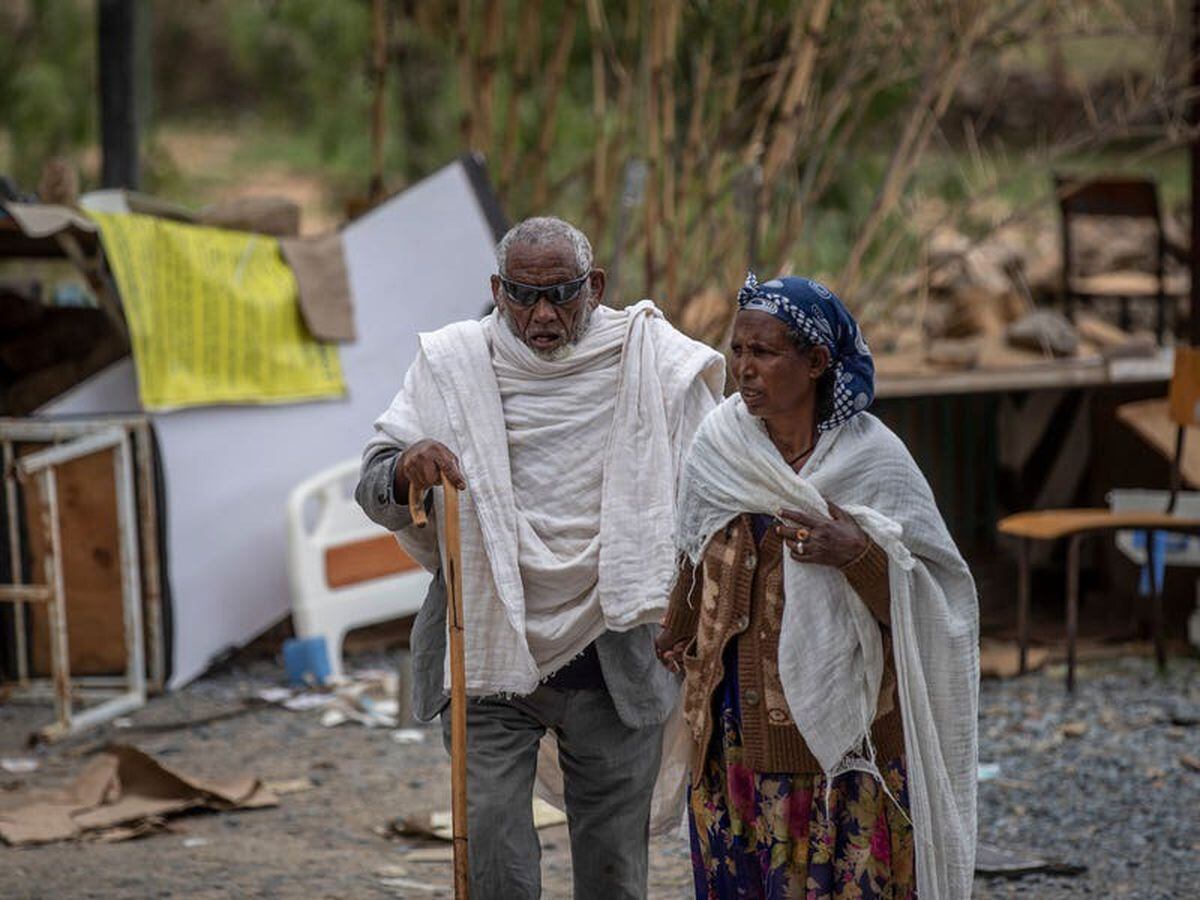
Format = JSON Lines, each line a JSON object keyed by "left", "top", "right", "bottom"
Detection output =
{"left": 1, "top": 202, "right": 97, "bottom": 238}
{"left": 0, "top": 745, "right": 275, "bottom": 846}
{"left": 395, "top": 798, "right": 566, "bottom": 842}
{"left": 280, "top": 233, "right": 356, "bottom": 342}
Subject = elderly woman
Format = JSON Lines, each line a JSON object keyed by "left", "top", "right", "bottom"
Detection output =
{"left": 658, "top": 275, "right": 978, "bottom": 900}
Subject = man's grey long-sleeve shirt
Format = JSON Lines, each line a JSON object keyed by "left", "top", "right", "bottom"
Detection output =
{"left": 355, "top": 448, "right": 680, "bottom": 727}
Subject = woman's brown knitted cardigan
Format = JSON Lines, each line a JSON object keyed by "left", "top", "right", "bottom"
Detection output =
{"left": 661, "top": 514, "right": 903, "bottom": 784}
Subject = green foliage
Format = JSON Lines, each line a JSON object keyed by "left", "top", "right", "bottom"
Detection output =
{"left": 0, "top": 0, "right": 1185, "bottom": 311}
{"left": 0, "top": 0, "right": 96, "bottom": 186}
{"left": 225, "top": 1, "right": 374, "bottom": 167}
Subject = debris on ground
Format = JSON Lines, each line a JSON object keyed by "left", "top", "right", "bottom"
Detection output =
{"left": 375, "top": 864, "right": 411, "bottom": 878}
{"left": 0, "top": 758, "right": 39, "bottom": 775}
{"left": 0, "top": 744, "right": 276, "bottom": 846}
{"left": 1006, "top": 310, "right": 1079, "bottom": 357}
{"left": 400, "top": 846, "right": 455, "bottom": 863}
{"left": 975, "top": 842, "right": 1087, "bottom": 878}
{"left": 977, "top": 763, "right": 1002, "bottom": 782}
{"left": 979, "top": 638, "right": 1049, "bottom": 678}
{"left": 389, "top": 797, "right": 566, "bottom": 842}
{"left": 95, "top": 699, "right": 270, "bottom": 736}
{"left": 2, "top": 653, "right": 1195, "bottom": 898}
{"left": 861, "top": 213, "right": 1179, "bottom": 376}
{"left": 376, "top": 874, "right": 443, "bottom": 894}
{"left": 257, "top": 669, "right": 402, "bottom": 728}
{"left": 260, "top": 777, "right": 315, "bottom": 796}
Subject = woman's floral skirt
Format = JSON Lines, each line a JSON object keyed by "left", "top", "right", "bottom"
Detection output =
{"left": 688, "top": 694, "right": 917, "bottom": 899}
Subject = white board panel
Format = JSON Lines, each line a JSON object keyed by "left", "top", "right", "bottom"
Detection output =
{"left": 43, "top": 161, "right": 499, "bottom": 686}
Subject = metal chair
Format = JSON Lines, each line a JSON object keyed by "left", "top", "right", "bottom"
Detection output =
{"left": 998, "top": 345, "right": 1200, "bottom": 689}
{"left": 1055, "top": 174, "right": 1187, "bottom": 344}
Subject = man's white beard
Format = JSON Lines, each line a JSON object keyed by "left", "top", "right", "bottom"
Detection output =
{"left": 501, "top": 303, "right": 595, "bottom": 361}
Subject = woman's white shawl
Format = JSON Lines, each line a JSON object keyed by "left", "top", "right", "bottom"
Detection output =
{"left": 373, "top": 301, "right": 724, "bottom": 696}
{"left": 675, "top": 396, "right": 978, "bottom": 900}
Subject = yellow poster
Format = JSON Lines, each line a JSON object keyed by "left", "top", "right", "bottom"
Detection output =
{"left": 91, "top": 211, "right": 345, "bottom": 410}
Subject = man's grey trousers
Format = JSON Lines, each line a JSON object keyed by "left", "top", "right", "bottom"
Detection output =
{"left": 441, "top": 683, "right": 664, "bottom": 900}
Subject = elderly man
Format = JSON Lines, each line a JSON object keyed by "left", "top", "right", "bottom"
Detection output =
{"left": 356, "top": 216, "right": 723, "bottom": 899}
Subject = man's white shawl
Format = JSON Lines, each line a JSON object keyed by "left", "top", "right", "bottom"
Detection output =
{"left": 371, "top": 301, "right": 724, "bottom": 695}
{"left": 675, "top": 396, "right": 979, "bottom": 900}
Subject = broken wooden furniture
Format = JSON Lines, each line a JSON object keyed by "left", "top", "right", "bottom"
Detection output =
{"left": 998, "top": 346, "right": 1200, "bottom": 689}
{"left": 286, "top": 457, "right": 431, "bottom": 681}
{"left": 1055, "top": 174, "right": 1187, "bottom": 344}
{"left": 0, "top": 203, "right": 129, "bottom": 416}
{"left": 1116, "top": 400, "right": 1200, "bottom": 652}
{"left": 0, "top": 418, "right": 167, "bottom": 741}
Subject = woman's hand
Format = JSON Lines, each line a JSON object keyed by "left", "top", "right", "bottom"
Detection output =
{"left": 655, "top": 628, "right": 689, "bottom": 673}
{"left": 775, "top": 500, "right": 869, "bottom": 568}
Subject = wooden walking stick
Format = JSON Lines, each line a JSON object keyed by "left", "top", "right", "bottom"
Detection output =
{"left": 410, "top": 476, "right": 469, "bottom": 899}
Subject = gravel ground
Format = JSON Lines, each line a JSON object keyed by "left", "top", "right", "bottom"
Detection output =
{"left": 1, "top": 652, "right": 1197, "bottom": 898}
{"left": 973, "top": 655, "right": 1200, "bottom": 900}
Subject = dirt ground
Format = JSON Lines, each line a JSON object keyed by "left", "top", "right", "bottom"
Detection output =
{"left": 0, "top": 654, "right": 693, "bottom": 900}
{"left": 1, "top": 650, "right": 1197, "bottom": 899}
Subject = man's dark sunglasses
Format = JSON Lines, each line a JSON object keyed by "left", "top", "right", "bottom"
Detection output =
{"left": 499, "top": 272, "right": 591, "bottom": 307}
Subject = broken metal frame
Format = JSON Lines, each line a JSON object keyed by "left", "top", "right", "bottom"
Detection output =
{"left": 0, "top": 419, "right": 156, "bottom": 740}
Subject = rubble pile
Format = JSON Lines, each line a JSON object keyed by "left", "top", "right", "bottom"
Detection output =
{"left": 677, "top": 207, "right": 1188, "bottom": 378}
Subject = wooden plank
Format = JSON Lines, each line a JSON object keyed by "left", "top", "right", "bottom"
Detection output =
{"left": 1071, "top": 270, "right": 1188, "bottom": 297}
{"left": 998, "top": 508, "right": 1200, "bottom": 540}
{"left": 24, "top": 446, "right": 126, "bottom": 675}
{"left": 324, "top": 535, "right": 421, "bottom": 589}
{"left": 876, "top": 348, "right": 1172, "bottom": 399}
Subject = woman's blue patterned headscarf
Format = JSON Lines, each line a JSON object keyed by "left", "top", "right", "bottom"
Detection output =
{"left": 736, "top": 272, "right": 875, "bottom": 431}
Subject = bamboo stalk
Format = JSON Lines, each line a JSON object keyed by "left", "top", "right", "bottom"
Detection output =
{"left": 603, "top": 1, "right": 637, "bottom": 231}
{"left": 660, "top": 0, "right": 682, "bottom": 308}
{"left": 772, "top": 21, "right": 880, "bottom": 267}
{"left": 643, "top": 0, "right": 663, "bottom": 299}
{"left": 743, "top": 4, "right": 810, "bottom": 167}
{"left": 476, "top": 0, "right": 503, "bottom": 157}
{"left": 530, "top": 0, "right": 580, "bottom": 209}
{"left": 678, "top": 36, "right": 713, "bottom": 218}
{"left": 585, "top": 0, "right": 609, "bottom": 233}
{"left": 761, "top": 0, "right": 832, "bottom": 187}
{"left": 499, "top": 0, "right": 543, "bottom": 196}
{"left": 667, "top": 35, "right": 714, "bottom": 300}
{"left": 839, "top": 10, "right": 987, "bottom": 299}
{"left": 368, "top": 0, "right": 388, "bottom": 201}
{"left": 456, "top": 0, "right": 476, "bottom": 149}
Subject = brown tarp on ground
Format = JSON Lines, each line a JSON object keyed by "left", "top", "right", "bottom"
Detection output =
{"left": 280, "top": 233, "right": 356, "bottom": 342}
{"left": 0, "top": 745, "right": 276, "bottom": 846}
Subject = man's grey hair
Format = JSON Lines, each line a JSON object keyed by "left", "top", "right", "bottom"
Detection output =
{"left": 495, "top": 216, "right": 593, "bottom": 278}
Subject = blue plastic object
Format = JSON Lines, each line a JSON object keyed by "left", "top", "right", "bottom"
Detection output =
{"left": 1131, "top": 530, "right": 1188, "bottom": 596}
{"left": 283, "top": 636, "right": 331, "bottom": 686}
